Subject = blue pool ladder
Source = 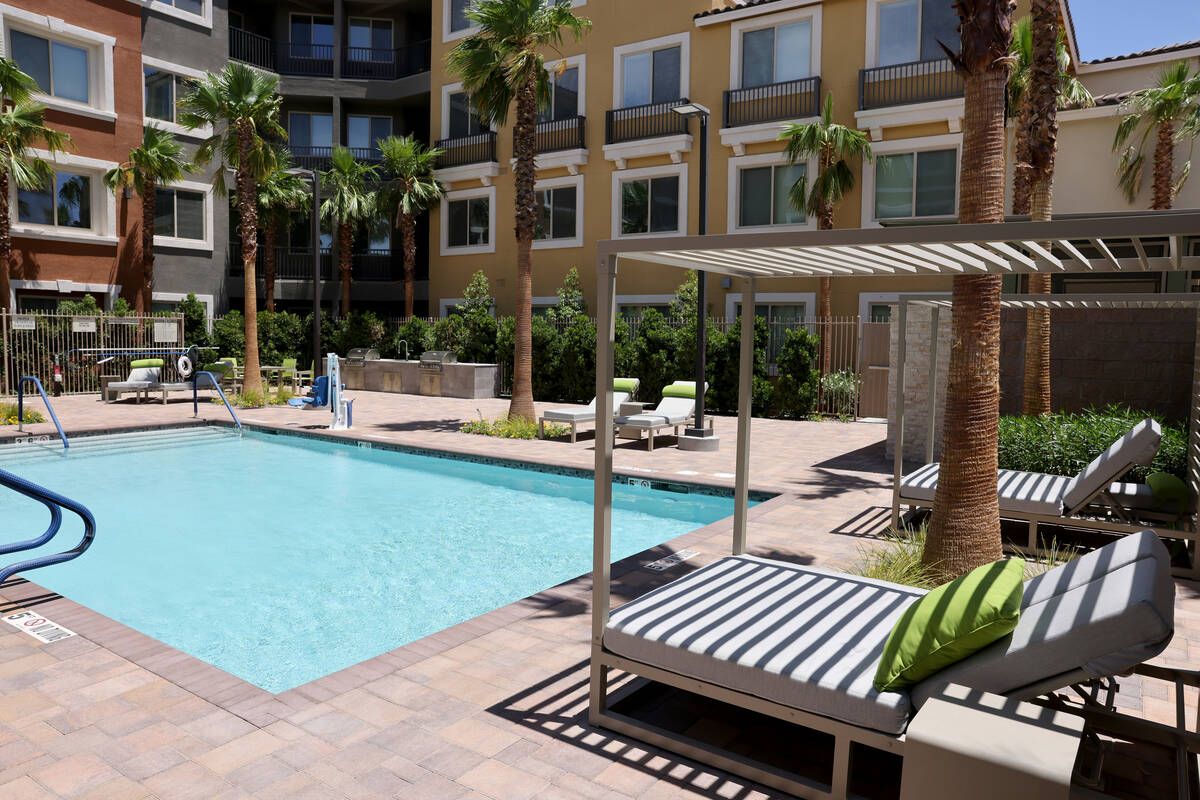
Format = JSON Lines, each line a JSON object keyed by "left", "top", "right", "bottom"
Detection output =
{"left": 191, "top": 371, "right": 242, "bottom": 434}
{"left": 17, "top": 376, "right": 68, "bottom": 450}
{"left": 0, "top": 468, "right": 96, "bottom": 585}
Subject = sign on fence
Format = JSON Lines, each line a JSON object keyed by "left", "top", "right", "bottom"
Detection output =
{"left": 71, "top": 317, "right": 97, "bottom": 333}
{"left": 153, "top": 321, "right": 179, "bottom": 343}
{"left": 12, "top": 316, "right": 34, "bottom": 330}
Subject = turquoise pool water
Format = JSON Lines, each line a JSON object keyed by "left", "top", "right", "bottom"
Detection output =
{"left": 0, "top": 428, "right": 737, "bottom": 692}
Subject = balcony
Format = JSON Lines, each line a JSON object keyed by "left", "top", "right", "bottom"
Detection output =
{"left": 342, "top": 40, "right": 431, "bottom": 80}
{"left": 229, "top": 247, "right": 402, "bottom": 282}
{"left": 287, "top": 146, "right": 334, "bottom": 172}
{"left": 229, "top": 27, "right": 274, "bottom": 71}
{"left": 858, "top": 58, "right": 963, "bottom": 110}
{"left": 534, "top": 115, "right": 585, "bottom": 154}
{"left": 278, "top": 42, "right": 335, "bottom": 77}
{"left": 434, "top": 132, "right": 498, "bottom": 169}
{"left": 604, "top": 99, "right": 689, "bottom": 145}
{"left": 723, "top": 76, "right": 821, "bottom": 128}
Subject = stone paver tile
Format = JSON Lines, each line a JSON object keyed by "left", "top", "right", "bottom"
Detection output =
{"left": 418, "top": 741, "right": 487, "bottom": 780}
{"left": 357, "top": 766, "right": 420, "bottom": 798}
{"left": 327, "top": 689, "right": 410, "bottom": 729}
{"left": 439, "top": 717, "right": 524, "bottom": 758}
{"left": 0, "top": 737, "right": 45, "bottom": 770}
{"left": 197, "top": 729, "right": 285, "bottom": 775}
{"left": 29, "top": 752, "right": 120, "bottom": 798}
{"left": 143, "top": 760, "right": 234, "bottom": 800}
{"left": 2, "top": 775, "right": 56, "bottom": 800}
{"left": 594, "top": 761, "right": 661, "bottom": 797}
{"left": 298, "top": 711, "right": 372, "bottom": 747}
{"left": 76, "top": 774, "right": 154, "bottom": 800}
{"left": 458, "top": 759, "right": 551, "bottom": 800}
{"left": 115, "top": 745, "right": 188, "bottom": 781}
{"left": 226, "top": 755, "right": 296, "bottom": 793}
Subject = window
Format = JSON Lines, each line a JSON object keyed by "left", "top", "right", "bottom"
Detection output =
{"left": 534, "top": 185, "right": 577, "bottom": 242}
{"left": 449, "top": 0, "right": 473, "bottom": 33}
{"left": 229, "top": 10, "right": 245, "bottom": 29}
{"left": 447, "top": 196, "right": 490, "bottom": 248}
{"left": 347, "top": 116, "right": 391, "bottom": 157}
{"left": 447, "top": 92, "right": 487, "bottom": 138}
{"left": 289, "top": 214, "right": 333, "bottom": 251}
{"left": 735, "top": 302, "right": 806, "bottom": 323}
{"left": 11, "top": 30, "right": 88, "bottom": 104}
{"left": 155, "top": 0, "right": 203, "bottom": 16}
{"left": 876, "top": 0, "right": 958, "bottom": 66}
{"left": 620, "top": 175, "right": 679, "bottom": 235}
{"left": 154, "top": 189, "right": 205, "bottom": 241}
{"left": 290, "top": 14, "right": 333, "bottom": 57}
{"left": 741, "top": 20, "right": 811, "bottom": 88}
{"left": 869, "top": 304, "right": 892, "bottom": 323}
{"left": 621, "top": 45, "right": 680, "bottom": 107}
{"left": 144, "top": 68, "right": 190, "bottom": 124}
{"left": 348, "top": 18, "right": 392, "bottom": 60}
{"left": 738, "top": 163, "right": 806, "bottom": 228}
{"left": 539, "top": 66, "right": 579, "bottom": 122}
{"left": 18, "top": 173, "right": 91, "bottom": 229}
{"left": 874, "top": 148, "right": 956, "bottom": 219}
{"left": 289, "top": 113, "right": 333, "bottom": 154}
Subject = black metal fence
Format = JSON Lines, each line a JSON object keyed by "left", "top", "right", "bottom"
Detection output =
{"left": 229, "top": 27, "right": 275, "bottom": 70}
{"left": 858, "top": 58, "right": 963, "bottom": 110}
{"left": 605, "top": 99, "right": 689, "bottom": 144}
{"left": 287, "top": 146, "right": 334, "bottom": 172}
{"left": 534, "top": 115, "right": 586, "bottom": 153}
{"left": 435, "top": 132, "right": 497, "bottom": 168}
{"left": 229, "top": 246, "right": 402, "bottom": 282}
{"left": 278, "top": 43, "right": 335, "bottom": 77}
{"left": 342, "top": 39, "right": 431, "bottom": 80}
{"left": 723, "top": 76, "right": 821, "bottom": 127}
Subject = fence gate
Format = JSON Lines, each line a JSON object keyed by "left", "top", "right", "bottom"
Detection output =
{"left": 858, "top": 321, "right": 891, "bottom": 418}
{"left": 1, "top": 311, "right": 185, "bottom": 396}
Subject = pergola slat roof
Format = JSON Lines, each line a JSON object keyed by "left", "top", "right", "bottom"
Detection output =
{"left": 598, "top": 211, "right": 1200, "bottom": 278}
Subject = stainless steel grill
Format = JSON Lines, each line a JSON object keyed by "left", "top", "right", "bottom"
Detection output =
{"left": 346, "top": 347, "right": 380, "bottom": 366}
{"left": 418, "top": 350, "right": 457, "bottom": 396}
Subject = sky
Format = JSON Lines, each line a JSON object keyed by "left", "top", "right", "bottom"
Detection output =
{"left": 1070, "top": 0, "right": 1200, "bottom": 61}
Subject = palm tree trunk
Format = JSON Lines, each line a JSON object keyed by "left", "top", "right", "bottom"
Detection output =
{"left": 508, "top": 77, "right": 538, "bottom": 421}
{"left": 817, "top": 196, "right": 833, "bottom": 379}
{"left": 401, "top": 213, "right": 416, "bottom": 319}
{"left": 1011, "top": 113, "right": 1033, "bottom": 216}
{"left": 236, "top": 121, "right": 263, "bottom": 396}
{"left": 1021, "top": 183, "right": 1053, "bottom": 416}
{"left": 923, "top": 1, "right": 1011, "bottom": 580}
{"left": 140, "top": 177, "right": 156, "bottom": 314}
{"left": 339, "top": 222, "right": 353, "bottom": 317}
{"left": 1152, "top": 119, "right": 1175, "bottom": 210}
{"left": 263, "top": 222, "right": 277, "bottom": 312}
{"left": 0, "top": 172, "right": 10, "bottom": 313}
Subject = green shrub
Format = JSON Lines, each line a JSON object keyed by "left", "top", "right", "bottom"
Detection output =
{"left": 460, "top": 414, "right": 567, "bottom": 439}
{"left": 0, "top": 402, "right": 45, "bottom": 425}
{"left": 333, "top": 310, "right": 388, "bottom": 354}
{"left": 256, "top": 311, "right": 304, "bottom": 365}
{"left": 212, "top": 311, "right": 246, "bottom": 360}
{"left": 557, "top": 315, "right": 597, "bottom": 403}
{"left": 998, "top": 405, "right": 1186, "bottom": 483}
{"left": 390, "top": 317, "right": 432, "bottom": 359}
{"left": 707, "top": 316, "right": 773, "bottom": 415}
{"left": 631, "top": 309, "right": 679, "bottom": 404}
{"left": 821, "top": 368, "right": 860, "bottom": 416}
{"left": 179, "top": 293, "right": 210, "bottom": 349}
{"left": 775, "top": 326, "right": 820, "bottom": 418}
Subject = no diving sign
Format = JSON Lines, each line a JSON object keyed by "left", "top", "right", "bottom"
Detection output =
{"left": 3, "top": 610, "right": 76, "bottom": 643}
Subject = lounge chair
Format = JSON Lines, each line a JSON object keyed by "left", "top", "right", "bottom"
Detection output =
{"left": 104, "top": 359, "right": 163, "bottom": 403}
{"left": 539, "top": 378, "right": 641, "bottom": 443}
{"left": 287, "top": 375, "right": 330, "bottom": 408}
{"left": 896, "top": 418, "right": 1182, "bottom": 554}
{"left": 596, "top": 530, "right": 1175, "bottom": 796}
{"left": 613, "top": 381, "right": 707, "bottom": 451}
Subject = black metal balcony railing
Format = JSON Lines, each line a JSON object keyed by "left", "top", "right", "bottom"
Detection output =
{"left": 229, "top": 27, "right": 275, "bottom": 70}
{"left": 351, "top": 250, "right": 402, "bottom": 281}
{"left": 605, "top": 99, "right": 690, "bottom": 145}
{"left": 230, "top": 246, "right": 401, "bottom": 282}
{"left": 724, "top": 76, "right": 821, "bottom": 128}
{"left": 279, "top": 42, "right": 335, "bottom": 77}
{"left": 342, "top": 39, "right": 431, "bottom": 80}
{"left": 858, "top": 58, "right": 964, "bottom": 110}
{"left": 434, "top": 131, "right": 498, "bottom": 168}
{"left": 533, "top": 115, "right": 585, "bottom": 154}
{"left": 287, "top": 145, "right": 334, "bottom": 172}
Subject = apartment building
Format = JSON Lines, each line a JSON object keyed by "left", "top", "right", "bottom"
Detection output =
{"left": 2, "top": 0, "right": 143, "bottom": 312}
{"left": 427, "top": 0, "right": 1200, "bottom": 322}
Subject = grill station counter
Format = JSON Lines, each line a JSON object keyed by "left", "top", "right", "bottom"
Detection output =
{"left": 337, "top": 352, "right": 496, "bottom": 399}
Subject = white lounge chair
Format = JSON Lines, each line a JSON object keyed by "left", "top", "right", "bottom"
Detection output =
{"left": 597, "top": 530, "right": 1177, "bottom": 797}
{"left": 104, "top": 359, "right": 163, "bottom": 403}
{"left": 613, "top": 381, "right": 707, "bottom": 451}
{"left": 538, "top": 378, "right": 641, "bottom": 443}
{"left": 896, "top": 418, "right": 1182, "bottom": 553}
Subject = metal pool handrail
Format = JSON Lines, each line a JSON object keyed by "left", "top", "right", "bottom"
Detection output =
{"left": 191, "top": 371, "right": 242, "bottom": 433}
{"left": 0, "top": 467, "right": 96, "bottom": 584}
{"left": 17, "top": 376, "right": 68, "bottom": 450}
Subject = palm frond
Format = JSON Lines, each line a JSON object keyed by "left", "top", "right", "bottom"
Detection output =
{"left": 0, "top": 57, "right": 38, "bottom": 106}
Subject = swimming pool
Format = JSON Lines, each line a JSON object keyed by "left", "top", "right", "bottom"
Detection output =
{"left": 0, "top": 427, "right": 740, "bottom": 692}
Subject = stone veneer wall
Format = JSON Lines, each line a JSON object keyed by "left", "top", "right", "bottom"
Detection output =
{"left": 886, "top": 304, "right": 952, "bottom": 463}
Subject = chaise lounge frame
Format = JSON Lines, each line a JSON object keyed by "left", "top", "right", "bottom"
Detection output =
{"left": 588, "top": 213, "right": 1200, "bottom": 799}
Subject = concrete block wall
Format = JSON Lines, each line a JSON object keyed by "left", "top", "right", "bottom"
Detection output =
{"left": 886, "top": 304, "right": 952, "bottom": 463}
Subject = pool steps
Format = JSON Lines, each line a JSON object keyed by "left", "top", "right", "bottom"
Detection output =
{"left": 0, "top": 427, "right": 237, "bottom": 464}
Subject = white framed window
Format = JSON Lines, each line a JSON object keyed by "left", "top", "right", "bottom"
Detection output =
{"left": 612, "top": 163, "right": 687, "bottom": 239}
{"left": 613, "top": 33, "right": 689, "bottom": 108}
{"left": 154, "top": 179, "right": 213, "bottom": 251}
{"left": 11, "top": 150, "right": 118, "bottom": 245}
{"left": 727, "top": 152, "right": 814, "bottom": 233}
{"left": 440, "top": 82, "right": 491, "bottom": 140}
{"left": 141, "top": 57, "right": 209, "bottom": 138}
{"left": 857, "top": 291, "right": 950, "bottom": 323}
{"left": 730, "top": 7, "right": 821, "bottom": 89}
{"left": 616, "top": 294, "right": 674, "bottom": 318}
{"left": 533, "top": 174, "right": 583, "bottom": 249}
{"left": 128, "top": 0, "right": 212, "bottom": 29}
{"left": 440, "top": 185, "right": 495, "bottom": 255}
{"left": 1, "top": 6, "right": 116, "bottom": 121}
{"left": 439, "top": 296, "right": 496, "bottom": 316}
{"left": 874, "top": 148, "right": 957, "bottom": 220}
{"left": 347, "top": 115, "right": 391, "bottom": 157}
{"left": 347, "top": 17, "right": 392, "bottom": 60}
{"left": 867, "top": 0, "right": 959, "bottom": 68}
{"left": 540, "top": 54, "right": 585, "bottom": 121}
{"left": 444, "top": 0, "right": 585, "bottom": 43}
{"left": 152, "top": 291, "right": 214, "bottom": 323}
{"left": 725, "top": 291, "right": 816, "bottom": 322}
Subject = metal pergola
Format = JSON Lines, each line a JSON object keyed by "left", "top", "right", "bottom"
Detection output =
{"left": 587, "top": 210, "right": 1200, "bottom": 797}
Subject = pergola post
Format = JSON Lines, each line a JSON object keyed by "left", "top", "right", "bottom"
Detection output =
{"left": 733, "top": 277, "right": 756, "bottom": 555}
{"left": 891, "top": 298, "right": 909, "bottom": 531}
{"left": 590, "top": 254, "right": 618, "bottom": 723}
{"left": 1190, "top": 308, "right": 1200, "bottom": 575}
{"left": 926, "top": 305, "right": 939, "bottom": 464}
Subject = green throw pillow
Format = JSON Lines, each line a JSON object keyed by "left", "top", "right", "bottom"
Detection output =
{"left": 873, "top": 558, "right": 1025, "bottom": 693}
{"left": 130, "top": 358, "right": 163, "bottom": 369}
{"left": 661, "top": 383, "right": 696, "bottom": 399}
{"left": 613, "top": 378, "right": 639, "bottom": 394}
{"left": 1148, "top": 472, "right": 1188, "bottom": 518}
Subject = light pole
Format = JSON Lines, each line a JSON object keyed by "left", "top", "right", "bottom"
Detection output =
{"left": 671, "top": 101, "right": 712, "bottom": 441}
{"left": 287, "top": 167, "right": 323, "bottom": 376}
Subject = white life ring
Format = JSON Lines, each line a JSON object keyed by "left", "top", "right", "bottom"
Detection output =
{"left": 177, "top": 354, "right": 194, "bottom": 378}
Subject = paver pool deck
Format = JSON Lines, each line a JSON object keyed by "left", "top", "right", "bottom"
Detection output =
{"left": 0, "top": 390, "right": 1196, "bottom": 799}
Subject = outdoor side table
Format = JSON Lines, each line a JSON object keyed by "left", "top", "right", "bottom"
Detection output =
{"left": 900, "top": 683, "right": 1084, "bottom": 800}
{"left": 618, "top": 401, "right": 652, "bottom": 440}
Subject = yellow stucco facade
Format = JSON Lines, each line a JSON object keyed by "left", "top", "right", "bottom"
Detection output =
{"left": 426, "top": 0, "right": 1200, "bottom": 319}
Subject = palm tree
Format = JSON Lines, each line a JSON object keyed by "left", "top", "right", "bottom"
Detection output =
{"left": 779, "top": 93, "right": 872, "bottom": 376}
{"left": 103, "top": 127, "right": 192, "bottom": 313}
{"left": 179, "top": 63, "right": 284, "bottom": 395}
{"left": 922, "top": 0, "right": 1014, "bottom": 580}
{"left": 378, "top": 135, "right": 444, "bottom": 319}
{"left": 320, "top": 146, "right": 378, "bottom": 316}
{"left": 1113, "top": 61, "right": 1200, "bottom": 210}
{"left": 256, "top": 149, "right": 311, "bottom": 312}
{"left": 0, "top": 59, "right": 69, "bottom": 313}
{"left": 447, "top": 0, "right": 590, "bottom": 421}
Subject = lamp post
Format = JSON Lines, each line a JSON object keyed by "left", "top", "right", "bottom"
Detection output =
{"left": 671, "top": 101, "right": 712, "bottom": 442}
{"left": 287, "top": 167, "right": 323, "bottom": 377}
